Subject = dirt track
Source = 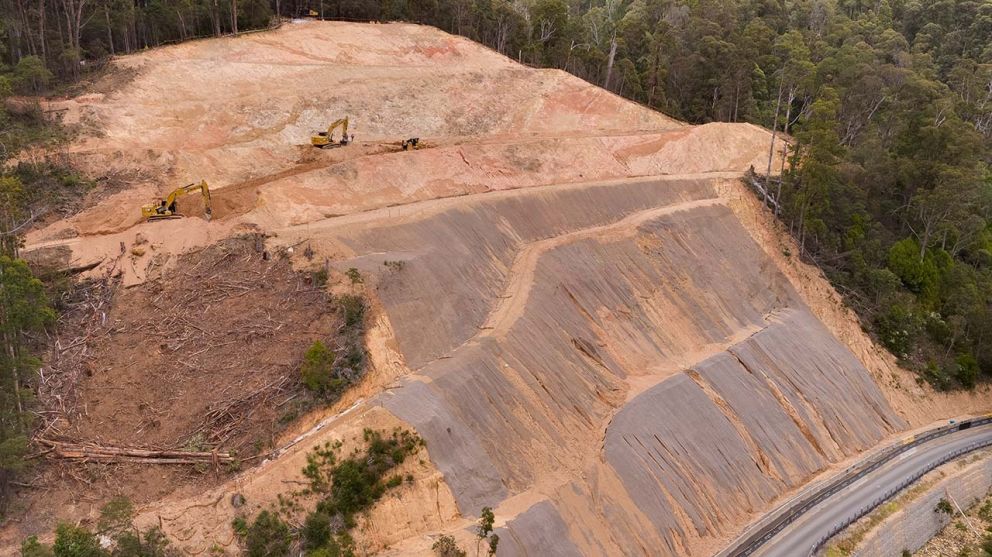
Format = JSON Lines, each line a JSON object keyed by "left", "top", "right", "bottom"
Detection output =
{"left": 10, "top": 19, "right": 992, "bottom": 557}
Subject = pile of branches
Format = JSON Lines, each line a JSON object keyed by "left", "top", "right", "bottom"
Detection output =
{"left": 37, "top": 270, "right": 121, "bottom": 437}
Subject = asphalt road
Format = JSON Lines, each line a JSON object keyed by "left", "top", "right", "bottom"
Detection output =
{"left": 753, "top": 423, "right": 992, "bottom": 557}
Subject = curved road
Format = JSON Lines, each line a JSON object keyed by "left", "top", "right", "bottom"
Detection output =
{"left": 753, "top": 423, "right": 992, "bottom": 557}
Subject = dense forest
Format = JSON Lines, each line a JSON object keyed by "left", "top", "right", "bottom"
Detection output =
{"left": 1, "top": 0, "right": 992, "bottom": 511}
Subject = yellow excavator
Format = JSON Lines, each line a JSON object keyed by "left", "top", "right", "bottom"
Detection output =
{"left": 401, "top": 137, "right": 422, "bottom": 150}
{"left": 141, "top": 180, "right": 212, "bottom": 221}
{"left": 311, "top": 117, "right": 350, "bottom": 148}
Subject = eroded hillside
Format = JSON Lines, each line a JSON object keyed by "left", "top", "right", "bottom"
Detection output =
{"left": 10, "top": 20, "right": 991, "bottom": 557}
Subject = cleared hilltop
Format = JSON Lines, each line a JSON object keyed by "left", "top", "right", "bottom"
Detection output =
{"left": 11, "top": 20, "right": 990, "bottom": 556}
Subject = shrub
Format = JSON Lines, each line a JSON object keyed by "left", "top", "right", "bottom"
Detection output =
{"left": 98, "top": 496, "right": 134, "bottom": 535}
{"left": 887, "top": 238, "right": 938, "bottom": 300}
{"left": 231, "top": 517, "right": 249, "bottom": 537}
{"left": 300, "top": 340, "right": 337, "bottom": 394}
{"left": 338, "top": 295, "right": 365, "bottom": 328}
{"left": 52, "top": 524, "right": 105, "bottom": 557}
{"left": 345, "top": 268, "right": 362, "bottom": 285}
{"left": 936, "top": 498, "right": 954, "bottom": 515}
{"left": 302, "top": 512, "right": 332, "bottom": 550}
{"left": 955, "top": 353, "right": 980, "bottom": 389}
{"left": 924, "top": 362, "right": 952, "bottom": 391}
{"left": 431, "top": 535, "right": 465, "bottom": 557}
{"left": 21, "top": 537, "right": 53, "bottom": 557}
{"left": 383, "top": 260, "right": 405, "bottom": 272}
{"left": 978, "top": 500, "right": 992, "bottom": 521}
{"left": 487, "top": 535, "right": 500, "bottom": 557}
{"left": 243, "top": 511, "right": 292, "bottom": 557}
{"left": 112, "top": 528, "right": 176, "bottom": 557}
{"left": 874, "top": 300, "right": 921, "bottom": 357}
{"left": 13, "top": 56, "right": 53, "bottom": 93}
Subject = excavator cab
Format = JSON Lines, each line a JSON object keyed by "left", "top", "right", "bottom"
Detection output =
{"left": 141, "top": 180, "right": 212, "bottom": 221}
{"left": 311, "top": 117, "right": 350, "bottom": 148}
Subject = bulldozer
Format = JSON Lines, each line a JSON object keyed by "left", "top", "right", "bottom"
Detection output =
{"left": 311, "top": 117, "right": 350, "bottom": 148}
{"left": 141, "top": 180, "right": 212, "bottom": 221}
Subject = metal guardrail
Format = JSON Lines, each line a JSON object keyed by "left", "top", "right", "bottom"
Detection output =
{"left": 806, "top": 436, "right": 992, "bottom": 556}
{"left": 721, "top": 416, "right": 992, "bottom": 557}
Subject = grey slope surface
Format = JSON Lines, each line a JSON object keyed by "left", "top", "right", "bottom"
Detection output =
{"left": 754, "top": 423, "right": 992, "bottom": 557}
{"left": 319, "top": 175, "right": 904, "bottom": 553}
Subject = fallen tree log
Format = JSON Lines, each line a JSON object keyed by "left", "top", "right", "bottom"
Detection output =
{"left": 36, "top": 438, "right": 234, "bottom": 464}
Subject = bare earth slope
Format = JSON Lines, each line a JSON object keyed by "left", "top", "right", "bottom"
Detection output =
{"left": 13, "top": 20, "right": 991, "bottom": 557}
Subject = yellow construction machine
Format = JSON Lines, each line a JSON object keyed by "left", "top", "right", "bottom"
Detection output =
{"left": 141, "top": 180, "right": 212, "bottom": 221}
{"left": 311, "top": 117, "right": 350, "bottom": 148}
{"left": 400, "top": 137, "right": 422, "bottom": 150}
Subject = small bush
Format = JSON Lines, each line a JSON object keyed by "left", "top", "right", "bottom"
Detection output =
{"left": 21, "top": 537, "right": 53, "bottom": 557}
{"left": 338, "top": 295, "right": 365, "bottom": 328}
{"left": 345, "top": 268, "right": 362, "bottom": 285}
{"left": 302, "top": 512, "right": 332, "bottom": 550}
{"left": 874, "top": 300, "right": 920, "bottom": 357}
{"left": 431, "top": 535, "right": 465, "bottom": 557}
{"left": 244, "top": 511, "right": 292, "bottom": 557}
{"left": 955, "top": 353, "right": 980, "bottom": 389}
{"left": 231, "top": 517, "right": 248, "bottom": 537}
{"left": 52, "top": 524, "right": 105, "bottom": 557}
{"left": 487, "top": 535, "right": 500, "bottom": 557}
{"left": 936, "top": 498, "right": 954, "bottom": 515}
{"left": 98, "top": 496, "right": 134, "bottom": 535}
{"left": 112, "top": 527, "right": 176, "bottom": 557}
{"left": 978, "top": 500, "right": 992, "bottom": 521}
{"left": 300, "top": 340, "right": 337, "bottom": 394}
{"left": 923, "top": 362, "right": 952, "bottom": 391}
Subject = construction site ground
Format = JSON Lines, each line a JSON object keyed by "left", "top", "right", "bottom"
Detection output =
{"left": 16, "top": 234, "right": 342, "bottom": 536}
{"left": 5, "top": 19, "right": 991, "bottom": 556}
